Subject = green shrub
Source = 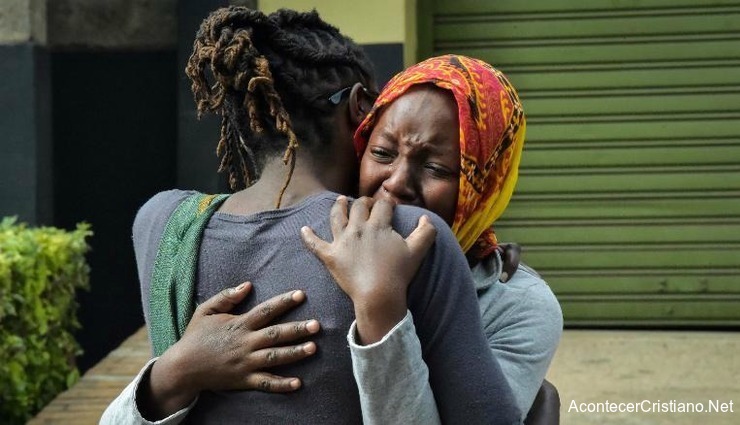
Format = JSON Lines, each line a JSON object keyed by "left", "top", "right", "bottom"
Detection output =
{"left": 0, "top": 217, "right": 92, "bottom": 424}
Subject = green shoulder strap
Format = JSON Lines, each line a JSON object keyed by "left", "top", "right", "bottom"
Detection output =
{"left": 148, "top": 193, "right": 229, "bottom": 356}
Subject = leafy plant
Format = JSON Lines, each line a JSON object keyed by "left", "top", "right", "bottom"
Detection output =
{"left": 0, "top": 217, "right": 92, "bottom": 424}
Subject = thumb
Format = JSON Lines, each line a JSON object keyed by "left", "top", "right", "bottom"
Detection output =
{"left": 406, "top": 215, "right": 437, "bottom": 265}
{"left": 197, "top": 282, "right": 252, "bottom": 316}
{"left": 301, "top": 226, "right": 331, "bottom": 263}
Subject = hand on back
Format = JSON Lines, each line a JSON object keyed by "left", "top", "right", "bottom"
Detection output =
{"left": 139, "top": 283, "right": 319, "bottom": 419}
{"left": 301, "top": 196, "right": 436, "bottom": 344}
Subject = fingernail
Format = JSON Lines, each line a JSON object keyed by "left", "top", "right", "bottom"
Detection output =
{"left": 306, "top": 320, "right": 320, "bottom": 333}
{"left": 500, "top": 272, "right": 509, "bottom": 282}
{"left": 236, "top": 282, "right": 248, "bottom": 291}
{"left": 292, "top": 290, "right": 305, "bottom": 302}
{"left": 303, "top": 342, "right": 316, "bottom": 355}
{"left": 337, "top": 195, "right": 346, "bottom": 202}
{"left": 290, "top": 379, "right": 301, "bottom": 389}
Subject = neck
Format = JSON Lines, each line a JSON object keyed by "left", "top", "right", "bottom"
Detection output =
{"left": 220, "top": 148, "right": 355, "bottom": 215}
{"left": 256, "top": 154, "right": 327, "bottom": 207}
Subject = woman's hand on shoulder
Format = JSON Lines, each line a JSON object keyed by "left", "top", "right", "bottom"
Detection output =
{"left": 300, "top": 196, "right": 436, "bottom": 344}
{"left": 497, "top": 243, "right": 521, "bottom": 283}
{"left": 138, "top": 283, "right": 319, "bottom": 419}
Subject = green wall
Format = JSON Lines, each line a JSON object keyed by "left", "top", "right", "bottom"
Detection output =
{"left": 422, "top": 0, "right": 740, "bottom": 327}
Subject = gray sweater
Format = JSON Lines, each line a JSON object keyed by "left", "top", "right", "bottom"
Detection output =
{"left": 104, "top": 189, "right": 519, "bottom": 424}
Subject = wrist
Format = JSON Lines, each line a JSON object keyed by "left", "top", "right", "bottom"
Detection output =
{"left": 353, "top": 296, "right": 407, "bottom": 345}
{"left": 138, "top": 346, "right": 199, "bottom": 419}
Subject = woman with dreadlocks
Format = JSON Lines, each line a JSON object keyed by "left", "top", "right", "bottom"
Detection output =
{"left": 101, "top": 6, "right": 518, "bottom": 425}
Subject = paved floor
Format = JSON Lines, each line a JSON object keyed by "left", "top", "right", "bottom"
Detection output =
{"left": 29, "top": 328, "right": 150, "bottom": 425}
{"left": 31, "top": 327, "right": 740, "bottom": 424}
{"left": 547, "top": 330, "right": 740, "bottom": 424}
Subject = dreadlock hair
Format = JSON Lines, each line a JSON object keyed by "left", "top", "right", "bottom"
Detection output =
{"left": 186, "top": 6, "right": 376, "bottom": 207}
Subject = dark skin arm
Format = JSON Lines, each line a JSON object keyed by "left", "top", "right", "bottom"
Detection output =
{"left": 301, "top": 196, "right": 436, "bottom": 344}
{"left": 137, "top": 282, "right": 320, "bottom": 420}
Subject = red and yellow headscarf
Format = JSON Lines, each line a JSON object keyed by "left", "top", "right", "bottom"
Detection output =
{"left": 354, "top": 55, "right": 526, "bottom": 258}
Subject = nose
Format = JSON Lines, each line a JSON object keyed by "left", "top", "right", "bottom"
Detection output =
{"left": 380, "top": 161, "right": 418, "bottom": 205}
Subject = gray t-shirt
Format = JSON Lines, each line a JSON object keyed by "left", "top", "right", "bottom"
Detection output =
{"left": 133, "top": 189, "right": 520, "bottom": 424}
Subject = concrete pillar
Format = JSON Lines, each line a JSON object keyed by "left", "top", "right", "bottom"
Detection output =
{"left": 0, "top": 0, "right": 52, "bottom": 225}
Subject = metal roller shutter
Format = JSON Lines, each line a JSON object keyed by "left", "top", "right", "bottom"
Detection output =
{"left": 418, "top": 0, "right": 740, "bottom": 326}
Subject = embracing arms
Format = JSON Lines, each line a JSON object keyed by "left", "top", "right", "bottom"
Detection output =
{"left": 100, "top": 285, "right": 319, "bottom": 424}
{"left": 102, "top": 193, "right": 523, "bottom": 424}
{"left": 302, "top": 196, "right": 561, "bottom": 424}
{"left": 301, "top": 196, "right": 520, "bottom": 424}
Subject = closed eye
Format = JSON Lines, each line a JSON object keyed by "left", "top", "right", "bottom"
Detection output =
{"left": 425, "top": 163, "right": 457, "bottom": 179}
{"left": 370, "top": 147, "right": 395, "bottom": 163}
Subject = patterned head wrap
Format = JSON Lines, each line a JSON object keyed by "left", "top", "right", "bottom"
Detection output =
{"left": 354, "top": 55, "right": 525, "bottom": 258}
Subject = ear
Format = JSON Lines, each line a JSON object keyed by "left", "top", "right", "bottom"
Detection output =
{"left": 347, "top": 83, "right": 373, "bottom": 126}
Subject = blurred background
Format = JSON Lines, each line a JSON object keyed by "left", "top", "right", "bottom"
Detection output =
{"left": 2, "top": 0, "right": 739, "bottom": 422}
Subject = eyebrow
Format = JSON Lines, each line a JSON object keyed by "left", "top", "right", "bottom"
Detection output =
{"left": 375, "top": 126, "right": 458, "bottom": 156}
{"left": 374, "top": 128, "right": 397, "bottom": 143}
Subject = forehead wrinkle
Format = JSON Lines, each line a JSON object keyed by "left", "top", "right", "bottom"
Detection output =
{"left": 408, "top": 88, "right": 459, "bottom": 149}
{"left": 376, "top": 86, "right": 459, "bottom": 158}
{"left": 402, "top": 116, "right": 459, "bottom": 159}
{"left": 398, "top": 131, "right": 459, "bottom": 168}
